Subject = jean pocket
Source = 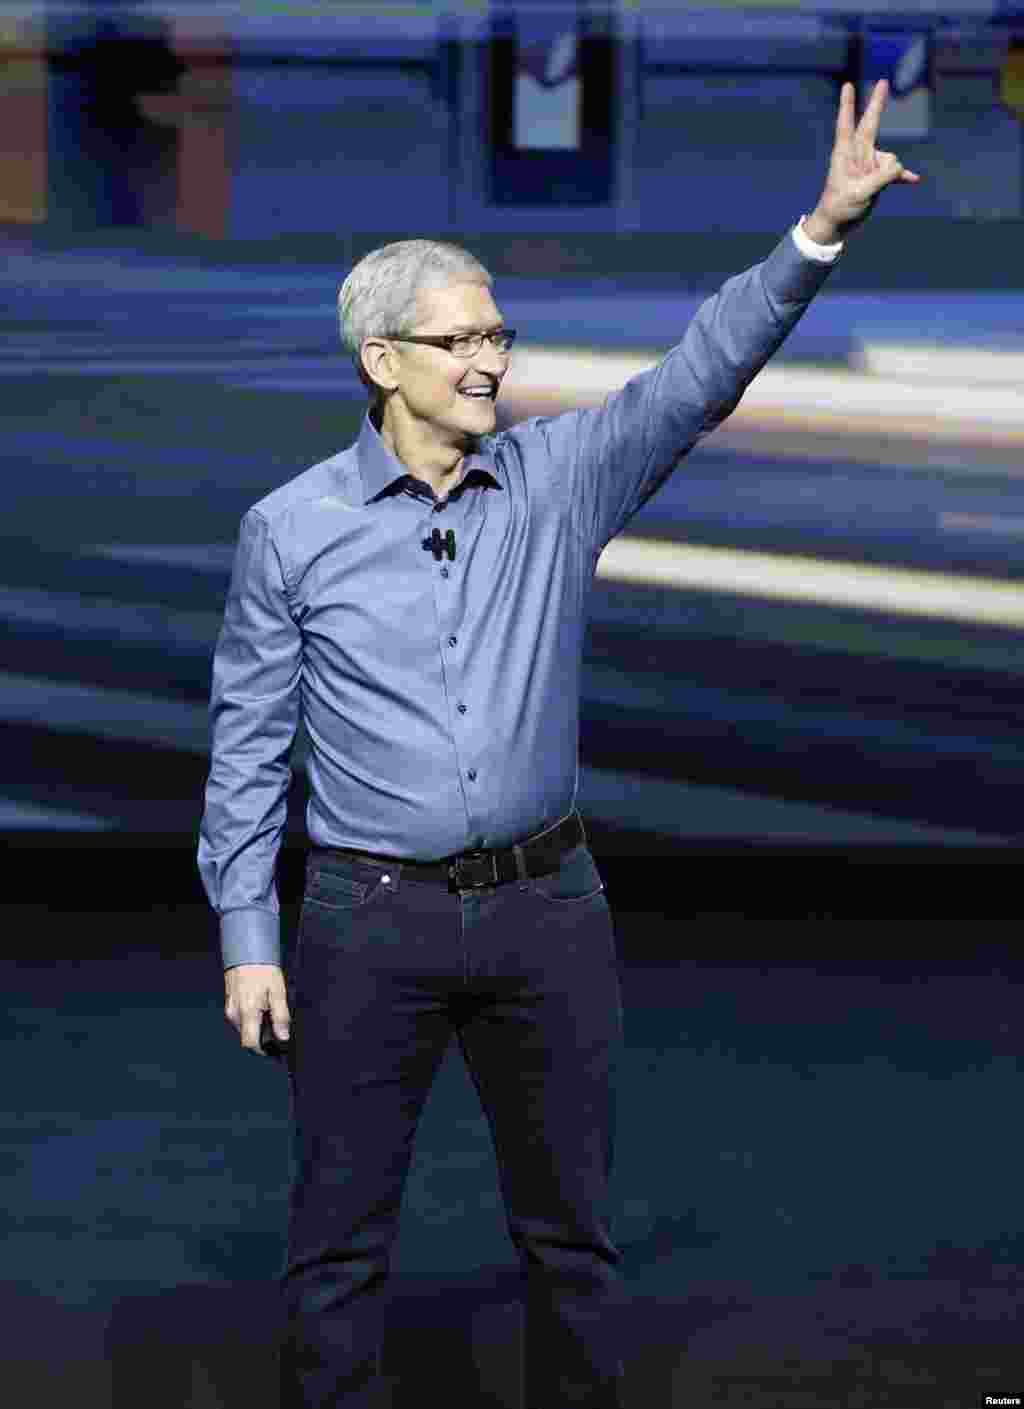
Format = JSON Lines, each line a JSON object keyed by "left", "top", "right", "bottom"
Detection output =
{"left": 529, "top": 844, "right": 606, "bottom": 906}
{"left": 305, "top": 867, "right": 380, "bottom": 912}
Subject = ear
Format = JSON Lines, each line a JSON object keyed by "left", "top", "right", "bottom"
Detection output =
{"left": 360, "top": 338, "right": 398, "bottom": 395}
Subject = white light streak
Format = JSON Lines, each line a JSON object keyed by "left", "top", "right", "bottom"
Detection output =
{"left": 598, "top": 536, "right": 1024, "bottom": 631}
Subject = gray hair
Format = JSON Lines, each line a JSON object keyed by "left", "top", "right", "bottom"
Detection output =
{"left": 337, "top": 239, "right": 493, "bottom": 401}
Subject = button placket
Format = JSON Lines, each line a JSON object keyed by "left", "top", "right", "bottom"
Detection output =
{"left": 428, "top": 499, "right": 477, "bottom": 790}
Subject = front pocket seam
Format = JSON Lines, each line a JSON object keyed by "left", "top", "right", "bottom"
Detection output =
{"left": 531, "top": 882, "right": 605, "bottom": 906}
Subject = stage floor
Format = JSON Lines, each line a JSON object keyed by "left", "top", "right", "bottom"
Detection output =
{"left": 4, "top": 912, "right": 1021, "bottom": 1408}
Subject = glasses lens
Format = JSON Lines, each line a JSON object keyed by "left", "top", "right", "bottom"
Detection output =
{"left": 450, "top": 334, "right": 480, "bottom": 357}
{"left": 450, "top": 331, "right": 515, "bottom": 357}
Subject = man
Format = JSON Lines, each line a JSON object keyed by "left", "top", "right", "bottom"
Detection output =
{"left": 198, "top": 81, "right": 917, "bottom": 1408}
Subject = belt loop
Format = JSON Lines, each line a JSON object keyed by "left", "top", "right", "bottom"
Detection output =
{"left": 513, "top": 841, "right": 528, "bottom": 882}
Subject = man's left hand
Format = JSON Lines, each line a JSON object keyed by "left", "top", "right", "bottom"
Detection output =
{"left": 808, "top": 78, "right": 922, "bottom": 242}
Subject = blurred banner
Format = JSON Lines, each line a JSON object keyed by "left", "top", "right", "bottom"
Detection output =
{"left": 514, "top": 19, "right": 580, "bottom": 149}
{"left": 0, "top": 12, "right": 48, "bottom": 222}
{"left": 999, "top": 34, "right": 1024, "bottom": 120}
{"left": 490, "top": 6, "right": 615, "bottom": 204}
{"left": 41, "top": 6, "right": 233, "bottom": 236}
{"left": 860, "top": 26, "right": 932, "bottom": 140}
{"left": 46, "top": 7, "right": 184, "bottom": 230}
{"left": 156, "top": 18, "right": 233, "bottom": 240}
{"left": 7, "top": 1, "right": 1022, "bottom": 235}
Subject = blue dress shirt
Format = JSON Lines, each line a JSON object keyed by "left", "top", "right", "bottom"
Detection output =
{"left": 198, "top": 220, "right": 843, "bottom": 970}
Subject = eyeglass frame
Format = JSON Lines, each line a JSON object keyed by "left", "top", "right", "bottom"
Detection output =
{"left": 381, "top": 328, "right": 517, "bottom": 358}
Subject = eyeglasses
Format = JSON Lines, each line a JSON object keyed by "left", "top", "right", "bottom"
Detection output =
{"left": 384, "top": 329, "right": 517, "bottom": 359}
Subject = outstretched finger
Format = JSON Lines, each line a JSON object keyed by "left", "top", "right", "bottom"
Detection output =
{"left": 858, "top": 78, "right": 889, "bottom": 147}
{"left": 835, "top": 81, "right": 856, "bottom": 143}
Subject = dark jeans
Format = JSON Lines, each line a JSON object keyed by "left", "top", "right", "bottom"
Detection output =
{"left": 278, "top": 819, "right": 626, "bottom": 1408}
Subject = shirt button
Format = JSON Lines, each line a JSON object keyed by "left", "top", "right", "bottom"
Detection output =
{"left": 468, "top": 769, "right": 477, "bottom": 781}
{"left": 448, "top": 635, "right": 457, "bottom": 648}
{"left": 457, "top": 703, "right": 467, "bottom": 714}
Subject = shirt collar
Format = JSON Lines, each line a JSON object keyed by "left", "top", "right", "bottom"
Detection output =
{"left": 353, "top": 406, "right": 504, "bottom": 505}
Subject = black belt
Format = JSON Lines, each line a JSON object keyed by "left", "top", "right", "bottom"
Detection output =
{"left": 310, "top": 810, "right": 585, "bottom": 893}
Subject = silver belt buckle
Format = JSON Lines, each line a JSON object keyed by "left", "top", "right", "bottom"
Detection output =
{"left": 451, "top": 849, "right": 499, "bottom": 890}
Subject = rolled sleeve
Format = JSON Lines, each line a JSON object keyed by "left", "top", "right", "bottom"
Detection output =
{"left": 197, "top": 508, "right": 302, "bottom": 971}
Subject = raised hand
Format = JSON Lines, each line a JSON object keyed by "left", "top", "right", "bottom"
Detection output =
{"left": 812, "top": 79, "right": 921, "bottom": 239}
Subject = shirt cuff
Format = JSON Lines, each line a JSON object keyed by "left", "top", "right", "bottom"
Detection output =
{"left": 221, "top": 907, "right": 282, "bottom": 970}
{"left": 792, "top": 213, "right": 844, "bottom": 263}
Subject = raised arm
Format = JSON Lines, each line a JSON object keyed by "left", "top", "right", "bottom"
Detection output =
{"left": 553, "top": 78, "right": 921, "bottom": 554}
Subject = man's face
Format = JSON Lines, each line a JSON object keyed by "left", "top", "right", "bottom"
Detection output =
{"left": 372, "top": 280, "right": 509, "bottom": 442}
